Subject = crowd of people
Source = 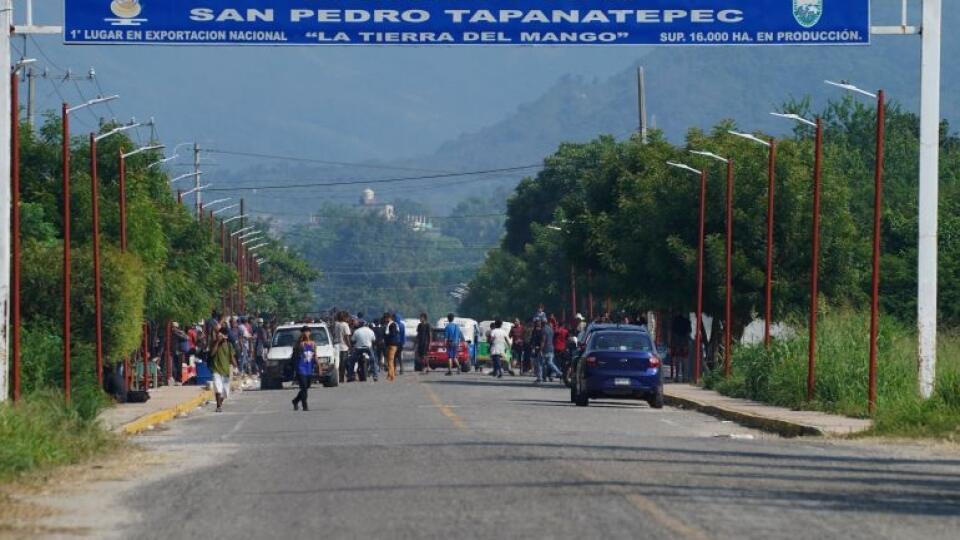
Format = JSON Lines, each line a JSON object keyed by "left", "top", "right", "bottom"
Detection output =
{"left": 166, "top": 304, "right": 658, "bottom": 413}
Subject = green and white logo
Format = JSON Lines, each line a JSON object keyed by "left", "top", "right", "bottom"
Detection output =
{"left": 793, "top": 0, "right": 824, "bottom": 28}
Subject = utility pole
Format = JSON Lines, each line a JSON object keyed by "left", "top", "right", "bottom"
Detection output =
{"left": 637, "top": 67, "right": 648, "bottom": 144}
{"left": 25, "top": 67, "right": 35, "bottom": 130}
{"left": 917, "top": 0, "right": 942, "bottom": 399}
{"left": 193, "top": 142, "right": 201, "bottom": 216}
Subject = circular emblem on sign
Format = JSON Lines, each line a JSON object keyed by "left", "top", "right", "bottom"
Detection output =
{"left": 110, "top": 0, "right": 142, "bottom": 19}
{"left": 793, "top": 0, "right": 824, "bottom": 28}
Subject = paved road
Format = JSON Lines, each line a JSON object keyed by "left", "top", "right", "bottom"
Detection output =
{"left": 119, "top": 365, "right": 959, "bottom": 540}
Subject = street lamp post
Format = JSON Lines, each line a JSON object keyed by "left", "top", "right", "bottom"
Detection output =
{"left": 826, "top": 80, "right": 885, "bottom": 413}
{"left": 772, "top": 112, "right": 823, "bottom": 402}
{"left": 61, "top": 96, "right": 117, "bottom": 401}
{"left": 729, "top": 130, "right": 777, "bottom": 347}
{"left": 691, "top": 150, "right": 735, "bottom": 378}
{"left": 667, "top": 161, "right": 707, "bottom": 384}
{"left": 90, "top": 122, "right": 140, "bottom": 386}
{"left": 10, "top": 58, "right": 35, "bottom": 402}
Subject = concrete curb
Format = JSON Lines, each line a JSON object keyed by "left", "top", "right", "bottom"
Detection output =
{"left": 664, "top": 393, "right": 825, "bottom": 438}
{"left": 119, "top": 390, "right": 213, "bottom": 436}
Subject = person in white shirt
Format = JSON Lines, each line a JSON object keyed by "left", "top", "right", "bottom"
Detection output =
{"left": 488, "top": 319, "right": 512, "bottom": 378}
{"left": 352, "top": 322, "right": 378, "bottom": 382}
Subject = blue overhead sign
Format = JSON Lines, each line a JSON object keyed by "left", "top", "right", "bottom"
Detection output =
{"left": 64, "top": 1, "right": 870, "bottom": 46}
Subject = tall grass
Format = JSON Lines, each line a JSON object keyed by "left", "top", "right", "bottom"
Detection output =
{"left": 0, "top": 390, "right": 117, "bottom": 483}
{"left": 704, "top": 309, "right": 960, "bottom": 440}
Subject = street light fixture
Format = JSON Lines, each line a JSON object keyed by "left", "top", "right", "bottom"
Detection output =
{"left": 691, "top": 149, "right": 735, "bottom": 379}
{"left": 212, "top": 204, "right": 239, "bottom": 216}
{"left": 201, "top": 198, "right": 232, "bottom": 210}
{"left": 238, "top": 230, "right": 262, "bottom": 240}
{"left": 827, "top": 79, "right": 885, "bottom": 414}
{"left": 230, "top": 225, "right": 256, "bottom": 237}
{"left": 95, "top": 121, "right": 140, "bottom": 143}
{"left": 242, "top": 236, "right": 264, "bottom": 246}
{"left": 773, "top": 110, "right": 824, "bottom": 402}
{"left": 60, "top": 95, "right": 118, "bottom": 402}
{"left": 248, "top": 243, "right": 269, "bottom": 252}
{"left": 181, "top": 183, "right": 211, "bottom": 197}
{"left": 223, "top": 214, "right": 249, "bottom": 225}
{"left": 666, "top": 161, "right": 707, "bottom": 384}
{"left": 729, "top": 130, "right": 777, "bottom": 349}
{"left": 169, "top": 171, "right": 202, "bottom": 184}
{"left": 147, "top": 154, "right": 178, "bottom": 169}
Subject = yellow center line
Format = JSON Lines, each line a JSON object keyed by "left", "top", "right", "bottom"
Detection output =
{"left": 567, "top": 465, "right": 712, "bottom": 540}
{"left": 420, "top": 382, "right": 467, "bottom": 431}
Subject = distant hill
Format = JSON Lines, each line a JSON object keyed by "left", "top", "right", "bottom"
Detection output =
{"left": 209, "top": 2, "right": 960, "bottom": 215}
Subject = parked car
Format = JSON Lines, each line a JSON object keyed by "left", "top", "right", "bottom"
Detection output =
{"left": 568, "top": 323, "right": 647, "bottom": 387}
{"left": 262, "top": 322, "right": 338, "bottom": 390}
{"left": 424, "top": 328, "right": 470, "bottom": 371}
{"left": 571, "top": 330, "right": 663, "bottom": 408}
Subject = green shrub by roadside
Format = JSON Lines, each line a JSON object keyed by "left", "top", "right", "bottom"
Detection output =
{"left": 704, "top": 309, "right": 960, "bottom": 440}
{"left": 0, "top": 391, "right": 118, "bottom": 483}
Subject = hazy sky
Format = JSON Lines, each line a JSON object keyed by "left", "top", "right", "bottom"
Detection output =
{"left": 17, "top": 1, "right": 658, "bottom": 162}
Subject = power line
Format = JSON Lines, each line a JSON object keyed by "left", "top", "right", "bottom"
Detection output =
{"left": 205, "top": 148, "right": 455, "bottom": 174}
{"left": 205, "top": 164, "right": 542, "bottom": 192}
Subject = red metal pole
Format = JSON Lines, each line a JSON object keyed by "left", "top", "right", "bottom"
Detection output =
{"left": 10, "top": 72, "right": 20, "bottom": 402}
{"left": 587, "top": 269, "right": 594, "bottom": 321}
{"left": 61, "top": 103, "right": 72, "bottom": 403}
{"left": 238, "top": 241, "right": 245, "bottom": 313}
{"left": 868, "top": 91, "right": 885, "bottom": 414}
{"left": 141, "top": 322, "right": 149, "bottom": 390}
{"left": 570, "top": 265, "right": 577, "bottom": 323}
{"left": 724, "top": 158, "right": 734, "bottom": 378}
{"left": 119, "top": 152, "right": 127, "bottom": 252}
{"left": 808, "top": 117, "right": 824, "bottom": 402}
{"left": 90, "top": 134, "right": 104, "bottom": 388}
{"left": 165, "top": 321, "right": 173, "bottom": 386}
{"left": 765, "top": 140, "right": 777, "bottom": 348}
{"left": 694, "top": 169, "right": 707, "bottom": 384}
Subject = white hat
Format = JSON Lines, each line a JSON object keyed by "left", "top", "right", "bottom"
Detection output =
{"left": 576, "top": 313, "right": 585, "bottom": 320}
{"left": 172, "top": 321, "right": 180, "bottom": 328}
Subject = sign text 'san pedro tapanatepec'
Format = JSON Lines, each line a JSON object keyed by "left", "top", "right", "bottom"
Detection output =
{"left": 65, "top": 1, "right": 870, "bottom": 46}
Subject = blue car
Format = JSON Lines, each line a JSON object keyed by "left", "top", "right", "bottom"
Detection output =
{"left": 571, "top": 330, "right": 664, "bottom": 408}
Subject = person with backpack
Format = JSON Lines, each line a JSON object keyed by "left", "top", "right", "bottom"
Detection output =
{"left": 291, "top": 326, "right": 317, "bottom": 412}
{"left": 383, "top": 313, "right": 402, "bottom": 382}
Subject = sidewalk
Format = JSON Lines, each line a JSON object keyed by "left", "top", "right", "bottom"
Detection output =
{"left": 664, "top": 383, "right": 873, "bottom": 437}
{"left": 99, "top": 385, "right": 213, "bottom": 435}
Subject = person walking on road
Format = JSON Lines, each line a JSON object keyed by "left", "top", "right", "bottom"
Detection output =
{"left": 396, "top": 312, "right": 407, "bottom": 375}
{"left": 509, "top": 318, "right": 524, "bottom": 375}
{"left": 444, "top": 313, "right": 463, "bottom": 375}
{"left": 210, "top": 326, "right": 236, "bottom": 413}
{"left": 292, "top": 326, "right": 317, "bottom": 411}
{"left": 334, "top": 312, "right": 352, "bottom": 383}
{"left": 383, "top": 313, "right": 401, "bottom": 382}
{"left": 488, "top": 319, "right": 510, "bottom": 378}
{"left": 541, "top": 317, "right": 562, "bottom": 383}
{"left": 530, "top": 320, "right": 544, "bottom": 382}
{"left": 415, "top": 313, "right": 432, "bottom": 373}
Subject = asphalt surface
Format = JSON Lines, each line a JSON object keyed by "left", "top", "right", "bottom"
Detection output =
{"left": 121, "top": 363, "right": 960, "bottom": 540}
